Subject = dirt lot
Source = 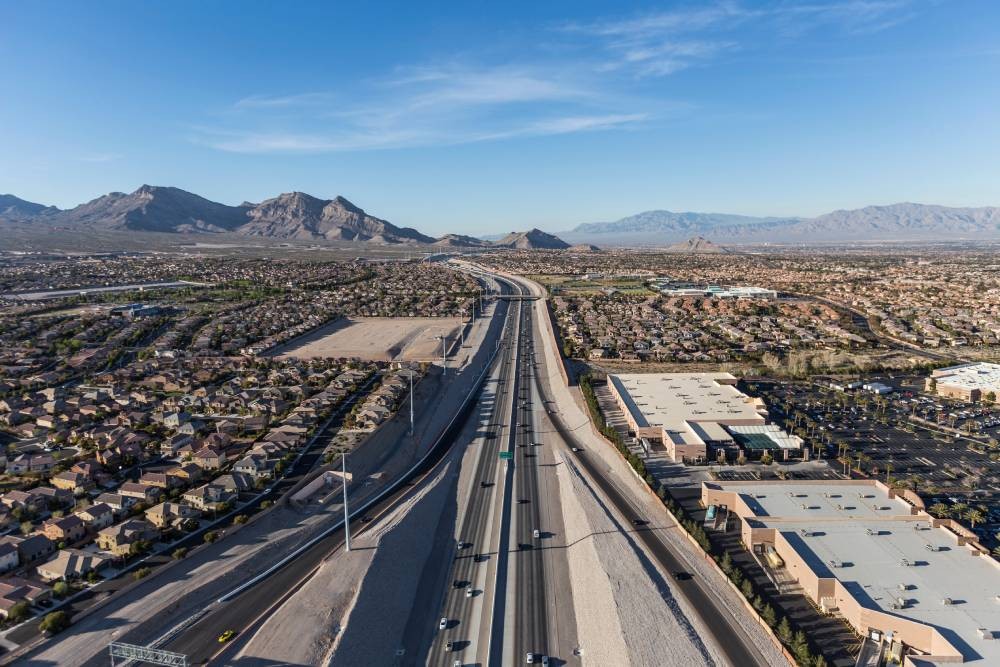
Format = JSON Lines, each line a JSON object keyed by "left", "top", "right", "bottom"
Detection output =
{"left": 269, "top": 316, "right": 463, "bottom": 361}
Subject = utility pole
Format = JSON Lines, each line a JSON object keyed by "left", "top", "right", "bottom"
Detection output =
{"left": 409, "top": 370, "right": 414, "bottom": 435}
{"left": 342, "top": 453, "right": 351, "bottom": 552}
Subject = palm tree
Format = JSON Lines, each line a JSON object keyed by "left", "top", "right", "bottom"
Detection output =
{"left": 965, "top": 508, "right": 986, "bottom": 530}
{"left": 928, "top": 502, "right": 949, "bottom": 518}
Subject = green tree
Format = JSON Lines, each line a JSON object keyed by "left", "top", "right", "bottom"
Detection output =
{"left": 39, "top": 610, "right": 69, "bottom": 634}
{"left": 204, "top": 531, "right": 218, "bottom": 544}
{"left": 233, "top": 514, "right": 248, "bottom": 525}
{"left": 777, "top": 616, "right": 792, "bottom": 643}
{"left": 719, "top": 551, "right": 733, "bottom": 575}
{"left": 740, "top": 578, "right": 754, "bottom": 599}
{"left": 132, "top": 567, "right": 151, "bottom": 581}
{"left": 172, "top": 547, "right": 188, "bottom": 560}
{"left": 762, "top": 604, "right": 777, "bottom": 627}
{"left": 965, "top": 508, "right": 986, "bottom": 529}
{"left": 52, "top": 581, "right": 70, "bottom": 598}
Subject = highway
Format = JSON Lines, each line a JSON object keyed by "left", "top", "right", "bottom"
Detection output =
{"left": 427, "top": 278, "right": 580, "bottom": 667}
{"left": 512, "top": 272, "right": 772, "bottom": 667}
{"left": 425, "top": 295, "right": 521, "bottom": 665}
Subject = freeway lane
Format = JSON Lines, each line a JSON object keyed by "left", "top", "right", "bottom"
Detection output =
{"left": 511, "top": 301, "right": 550, "bottom": 665}
{"left": 517, "top": 276, "right": 771, "bottom": 667}
{"left": 426, "top": 298, "right": 521, "bottom": 665}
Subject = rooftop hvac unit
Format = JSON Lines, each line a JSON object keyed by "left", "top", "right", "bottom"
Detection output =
{"left": 799, "top": 529, "right": 813, "bottom": 537}
{"left": 866, "top": 528, "right": 877, "bottom": 536}
{"left": 901, "top": 558, "right": 913, "bottom": 567}
{"left": 978, "top": 628, "right": 994, "bottom": 640}
{"left": 896, "top": 597, "right": 908, "bottom": 608}
{"left": 829, "top": 559, "right": 844, "bottom": 568}
{"left": 898, "top": 583, "right": 910, "bottom": 591}
{"left": 926, "top": 544, "right": 943, "bottom": 552}
{"left": 891, "top": 601, "right": 903, "bottom": 610}
{"left": 943, "top": 598, "right": 954, "bottom": 606}
{"left": 836, "top": 504, "right": 844, "bottom": 510}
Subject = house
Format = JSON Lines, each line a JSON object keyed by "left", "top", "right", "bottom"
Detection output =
{"left": 36, "top": 548, "right": 110, "bottom": 582}
{"left": 214, "top": 472, "right": 254, "bottom": 494}
{"left": 8, "top": 453, "right": 55, "bottom": 474}
{"left": 42, "top": 515, "right": 87, "bottom": 544}
{"left": 0, "top": 542, "right": 19, "bottom": 573}
{"left": 233, "top": 454, "right": 274, "bottom": 480}
{"left": 139, "top": 472, "right": 181, "bottom": 490}
{"left": 51, "top": 471, "right": 95, "bottom": 494}
{"left": 161, "top": 433, "right": 192, "bottom": 456}
{"left": 118, "top": 482, "right": 161, "bottom": 504}
{"left": 33, "top": 486, "right": 74, "bottom": 509}
{"left": 182, "top": 483, "right": 235, "bottom": 511}
{"left": 94, "top": 492, "right": 134, "bottom": 515}
{"left": 192, "top": 447, "right": 225, "bottom": 470}
{"left": 75, "top": 503, "right": 115, "bottom": 531}
{"left": 0, "top": 489, "right": 43, "bottom": 511}
{"left": 0, "top": 534, "right": 55, "bottom": 565}
{"left": 0, "top": 577, "right": 50, "bottom": 617}
{"left": 167, "top": 463, "right": 203, "bottom": 485}
{"left": 97, "top": 519, "right": 158, "bottom": 556}
{"left": 145, "top": 502, "right": 201, "bottom": 530}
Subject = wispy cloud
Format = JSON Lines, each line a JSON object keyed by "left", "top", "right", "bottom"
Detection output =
{"left": 195, "top": 1, "right": 920, "bottom": 154}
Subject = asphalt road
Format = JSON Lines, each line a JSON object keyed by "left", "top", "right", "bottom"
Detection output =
{"left": 426, "top": 297, "right": 520, "bottom": 665}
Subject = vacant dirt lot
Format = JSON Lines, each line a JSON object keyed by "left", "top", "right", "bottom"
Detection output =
{"left": 270, "top": 316, "right": 463, "bottom": 361}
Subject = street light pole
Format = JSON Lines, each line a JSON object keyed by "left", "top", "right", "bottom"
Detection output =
{"left": 342, "top": 453, "right": 351, "bottom": 552}
{"left": 409, "top": 371, "right": 414, "bottom": 435}
{"left": 441, "top": 335, "right": 447, "bottom": 376}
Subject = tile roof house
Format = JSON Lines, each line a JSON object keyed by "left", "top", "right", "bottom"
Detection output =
{"left": 42, "top": 515, "right": 87, "bottom": 544}
{"left": 97, "top": 519, "right": 158, "bottom": 556}
{"left": 75, "top": 503, "right": 115, "bottom": 531}
{"left": 36, "top": 548, "right": 110, "bottom": 582}
{"left": 145, "top": 502, "right": 201, "bottom": 530}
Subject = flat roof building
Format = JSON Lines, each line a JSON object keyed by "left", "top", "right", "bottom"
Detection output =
{"left": 929, "top": 363, "right": 1000, "bottom": 402}
{"left": 703, "top": 479, "right": 1000, "bottom": 666}
{"left": 608, "top": 372, "right": 786, "bottom": 462}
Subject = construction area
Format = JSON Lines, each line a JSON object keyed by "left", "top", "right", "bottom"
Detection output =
{"left": 268, "top": 316, "right": 464, "bottom": 362}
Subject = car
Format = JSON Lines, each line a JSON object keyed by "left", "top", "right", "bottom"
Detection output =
{"left": 673, "top": 571, "right": 693, "bottom": 581}
{"left": 532, "top": 529, "right": 541, "bottom": 539}
{"left": 632, "top": 518, "right": 648, "bottom": 526}
{"left": 526, "top": 653, "right": 535, "bottom": 664}
{"left": 446, "top": 640, "right": 454, "bottom": 651}
{"left": 541, "top": 657, "right": 550, "bottom": 666}
{"left": 439, "top": 617, "right": 448, "bottom": 630}
{"left": 480, "top": 481, "right": 493, "bottom": 487}
{"left": 466, "top": 586, "right": 474, "bottom": 598}
{"left": 473, "top": 553, "right": 485, "bottom": 562}
{"left": 454, "top": 660, "right": 462, "bottom": 667}
{"left": 458, "top": 541, "right": 472, "bottom": 549}
{"left": 571, "top": 447, "right": 580, "bottom": 452}
{"left": 218, "top": 629, "right": 237, "bottom": 643}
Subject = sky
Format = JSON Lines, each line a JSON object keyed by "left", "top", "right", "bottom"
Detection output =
{"left": 2, "top": 0, "right": 999, "bottom": 236}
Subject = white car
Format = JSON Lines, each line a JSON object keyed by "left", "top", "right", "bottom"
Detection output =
{"left": 439, "top": 617, "right": 448, "bottom": 630}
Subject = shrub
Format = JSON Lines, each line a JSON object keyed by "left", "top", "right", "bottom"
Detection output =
{"left": 7, "top": 601, "right": 30, "bottom": 623}
{"left": 132, "top": 567, "right": 151, "bottom": 581}
{"left": 204, "top": 531, "right": 218, "bottom": 544}
{"left": 172, "top": 547, "right": 188, "bottom": 560}
{"left": 52, "top": 581, "right": 70, "bottom": 598}
{"left": 39, "top": 610, "right": 69, "bottom": 634}
{"left": 233, "top": 515, "right": 248, "bottom": 525}
{"left": 776, "top": 616, "right": 792, "bottom": 643}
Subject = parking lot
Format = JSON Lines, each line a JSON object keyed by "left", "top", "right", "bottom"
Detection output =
{"left": 745, "top": 376, "right": 1000, "bottom": 549}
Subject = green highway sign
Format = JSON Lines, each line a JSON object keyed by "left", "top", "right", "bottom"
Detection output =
{"left": 499, "top": 451, "right": 513, "bottom": 460}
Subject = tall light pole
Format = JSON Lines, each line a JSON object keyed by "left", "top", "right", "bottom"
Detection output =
{"left": 409, "top": 370, "right": 414, "bottom": 435}
{"left": 439, "top": 335, "right": 447, "bottom": 376}
{"left": 342, "top": 453, "right": 351, "bottom": 552}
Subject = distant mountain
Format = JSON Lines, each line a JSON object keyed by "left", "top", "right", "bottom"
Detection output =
{"left": 432, "top": 233, "right": 491, "bottom": 248}
{"left": 0, "top": 194, "right": 59, "bottom": 221}
{"left": 0, "top": 185, "right": 434, "bottom": 244}
{"left": 494, "top": 228, "right": 570, "bottom": 250}
{"left": 240, "top": 192, "right": 433, "bottom": 243}
{"left": 52, "top": 185, "right": 251, "bottom": 233}
{"left": 563, "top": 203, "right": 1000, "bottom": 245}
{"left": 664, "top": 236, "right": 729, "bottom": 254}
{"left": 567, "top": 243, "right": 602, "bottom": 253}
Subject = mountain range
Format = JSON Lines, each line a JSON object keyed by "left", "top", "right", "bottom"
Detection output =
{"left": 560, "top": 203, "right": 1000, "bottom": 245}
{"left": 4, "top": 186, "right": 1000, "bottom": 246}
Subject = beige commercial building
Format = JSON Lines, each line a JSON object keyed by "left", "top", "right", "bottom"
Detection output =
{"left": 702, "top": 479, "right": 1000, "bottom": 666}
{"left": 928, "top": 362, "right": 1000, "bottom": 402}
{"left": 607, "top": 372, "right": 771, "bottom": 462}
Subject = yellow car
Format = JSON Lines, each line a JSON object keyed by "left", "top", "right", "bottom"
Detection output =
{"left": 218, "top": 629, "right": 237, "bottom": 643}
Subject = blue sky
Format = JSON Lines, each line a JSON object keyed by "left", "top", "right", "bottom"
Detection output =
{"left": 2, "top": 1, "right": 998, "bottom": 236}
